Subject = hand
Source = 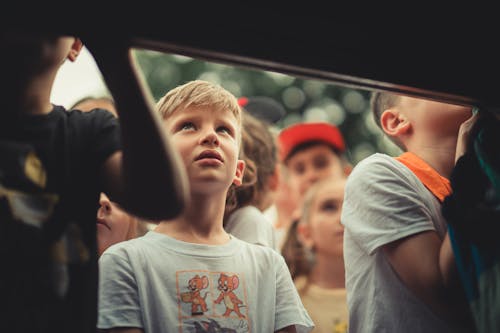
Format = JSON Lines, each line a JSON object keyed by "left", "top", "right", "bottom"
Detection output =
{"left": 455, "top": 110, "right": 479, "bottom": 163}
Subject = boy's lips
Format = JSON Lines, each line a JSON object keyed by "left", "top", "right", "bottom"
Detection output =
{"left": 97, "top": 218, "right": 111, "bottom": 230}
{"left": 195, "top": 150, "right": 223, "bottom": 162}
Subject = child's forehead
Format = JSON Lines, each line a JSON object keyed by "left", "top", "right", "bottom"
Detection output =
{"left": 172, "top": 104, "right": 240, "bottom": 121}
{"left": 287, "top": 142, "right": 340, "bottom": 162}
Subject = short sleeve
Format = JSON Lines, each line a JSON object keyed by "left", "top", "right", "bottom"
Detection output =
{"left": 87, "top": 109, "right": 122, "bottom": 165}
{"left": 274, "top": 255, "right": 314, "bottom": 333}
{"left": 341, "top": 154, "right": 436, "bottom": 255}
{"left": 67, "top": 108, "right": 121, "bottom": 169}
{"left": 97, "top": 249, "right": 143, "bottom": 329}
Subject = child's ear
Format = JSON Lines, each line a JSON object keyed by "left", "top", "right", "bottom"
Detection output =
{"left": 67, "top": 38, "right": 83, "bottom": 62}
{"left": 232, "top": 159, "right": 246, "bottom": 186}
{"left": 297, "top": 222, "right": 314, "bottom": 249}
{"left": 380, "top": 108, "right": 411, "bottom": 138}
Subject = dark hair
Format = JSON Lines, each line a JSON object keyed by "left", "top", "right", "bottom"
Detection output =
{"left": 370, "top": 91, "right": 405, "bottom": 150}
{"left": 240, "top": 112, "right": 277, "bottom": 205}
{"left": 224, "top": 112, "right": 277, "bottom": 219}
{"left": 285, "top": 140, "right": 341, "bottom": 163}
{"left": 281, "top": 219, "right": 312, "bottom": 280}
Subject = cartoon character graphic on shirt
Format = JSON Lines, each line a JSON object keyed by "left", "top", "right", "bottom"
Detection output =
{"left": 181, "top": 274, "right": 210, "bottom": 315}
{"left": 0, "top": 143, "right": 90, "bottom": 298}
{"left": 214, "top": 273, "right": 246, "bottom": 318}
{"left": 0, "top": 146, "right": 56, "bottom": 229}
{"left": 191, "top": 318, "right": 237, "bottom": 333}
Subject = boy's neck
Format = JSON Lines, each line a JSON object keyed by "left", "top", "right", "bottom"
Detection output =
{"left": 154, "top": 194, "right": 230, "bottom": 245}
{"left": 155, "top": 221, "right": 230, "bottom": 245}
{"left": 406, "top": 137, "right": 458, "bottom": 178}
{"left": 409, "top": 146, "right": 456, "bottom": 179}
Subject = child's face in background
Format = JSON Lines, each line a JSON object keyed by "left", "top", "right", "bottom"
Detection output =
{"left": 166, "top": 105, "right": 244, "bottom": 195}
{"left": 97, "top": 192, "right": 135, "bottom": 256}
{"left": 286, "top": 143, "right": 345, "bottom": 199}
{"left": 307, "top": 180, "right": 345, "bottom": 257}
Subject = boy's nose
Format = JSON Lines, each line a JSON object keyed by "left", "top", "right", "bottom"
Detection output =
{"left": 98, "top": 194, "right": 112, "bottom": 218}
{"left": 200, "top": 130, "right": 219, "bottom": 146}
{"left": 304, "top": 169, "right": 320, "bottom": 184}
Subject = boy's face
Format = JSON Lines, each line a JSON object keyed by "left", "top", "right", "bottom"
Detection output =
{"left": 165, "top": 105, "right": 245, "bottom": 195}
{"left": 398, "top": 96, "right": 472, "bottom": 138}
{"left": 96, "top": 193, "right": 134, "bottom": 255}
{"left": 286, "top": 143, "right": 345, "bottom": 199}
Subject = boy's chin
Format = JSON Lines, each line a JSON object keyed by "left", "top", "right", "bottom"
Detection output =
{"left": 191, "top": 178, "right": 230, "bottom": 193}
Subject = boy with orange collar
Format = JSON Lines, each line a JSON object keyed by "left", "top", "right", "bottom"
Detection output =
{"left": 341, "top": 92, "right": 476, "bottom": 332}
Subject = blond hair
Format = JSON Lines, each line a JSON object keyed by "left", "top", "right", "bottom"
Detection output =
{"left": 282, "top": 176, "right": 343, "bottom": 280}
{"left": 156, "top": 80, "right": 241, "bottom": 125}
{"left": 156, "top": 80, "right": 242, "bottom": 147}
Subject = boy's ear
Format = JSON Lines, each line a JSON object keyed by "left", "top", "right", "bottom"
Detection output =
{"left": 67, "top": 38, "right": 83, "bottom": 62}
{"left": 297, "top": 222, "right": 314, "bottom": 249}
{"left": 232, "top": 159, "right": 246, "bottom": 186}
{"left": 380, "top": 108, "right": 411, "bottom": 138}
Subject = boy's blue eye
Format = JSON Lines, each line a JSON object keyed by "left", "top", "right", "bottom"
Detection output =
{"left": 217, "top": 126, "right": 231, "bottom": 135}
{"left": 180, "top": 122, "right": 195, "bottom": 130}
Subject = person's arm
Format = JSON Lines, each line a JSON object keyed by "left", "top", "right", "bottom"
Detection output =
{"left": 275, "top": 326, "right": 297, "bottom": 333}
{"left": 382, "top": 230, "right": 465, "bottom": 322}
{"left": 274, "top": 255, "right": 314, "bottom": 332}
{"left": 97, "top": 250, "right": 143, "bottom": 331}
{"left": 383, "top": 231, "right": 454, "bottom": 315}
{"left": 91, "top": 44, "right": 189, "bottom": 221}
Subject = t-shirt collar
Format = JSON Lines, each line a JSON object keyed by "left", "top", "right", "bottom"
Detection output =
{"left": 395, "top": 152, "right": 452, "bottom": 202}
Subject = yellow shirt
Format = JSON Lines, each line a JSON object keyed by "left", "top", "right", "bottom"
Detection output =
{"left": 295, "top": 276, "right": 349, "bottom": 333}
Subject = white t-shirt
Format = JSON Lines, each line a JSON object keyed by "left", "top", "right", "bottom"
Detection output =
{"left": 264, "top": 204, "right": 289, "bottom": 253}
{"left": 341, "top": 153, "right": 465, "bottom": 333}
{"left": 225, "top": 205, "right": 276, "bottom": 249}
{"left": 98, "top": 231, "right": 314, "bottom": 333}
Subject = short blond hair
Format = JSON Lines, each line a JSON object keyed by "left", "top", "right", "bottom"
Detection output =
{"left": 156, "top": 80, "right": 241, "bottom": 125}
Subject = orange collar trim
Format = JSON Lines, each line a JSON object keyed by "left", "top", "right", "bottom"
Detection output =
{"left": 395, "top": 152, "right": 452, "bottom": 202}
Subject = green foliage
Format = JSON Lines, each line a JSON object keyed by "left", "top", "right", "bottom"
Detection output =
{"left": 133, "top": 49, "right": 401, "bottom": 165}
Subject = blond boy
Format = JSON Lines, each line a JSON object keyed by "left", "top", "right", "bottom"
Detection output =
{"left": 97, "top": 80, "right": 314, "bottom": 333}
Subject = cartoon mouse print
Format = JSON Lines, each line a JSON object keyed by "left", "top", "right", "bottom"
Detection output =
{"left": 192, "top": 318, "right": 237, "bottom": 333}
{"left": 181, "top": 274, "right": 210, "bottom": 315}
{"left": 214, "top": 273, "right": 246, "bottom": 318}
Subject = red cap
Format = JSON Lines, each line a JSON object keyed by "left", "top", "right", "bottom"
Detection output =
{"left": 278, "top": 122, "right": 345, "bottom": 162}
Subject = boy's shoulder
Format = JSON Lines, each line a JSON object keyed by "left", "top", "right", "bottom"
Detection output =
{"left": 65, "top": 106, "right": 117, "bottom": 123}
{"left": 231, "top": 235, "right": 282, "bottom": 260}
{"left": 350, "top": 153, "right": 396, "bottom": 176}
{"left": 100, "top": 234, "right": 148, "bottom": 257}
{"left": 20, "top": 105, "right": 117, "bottom": 130}
{"left": 347, "top": 152, "right": 422, "bottom": 190}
